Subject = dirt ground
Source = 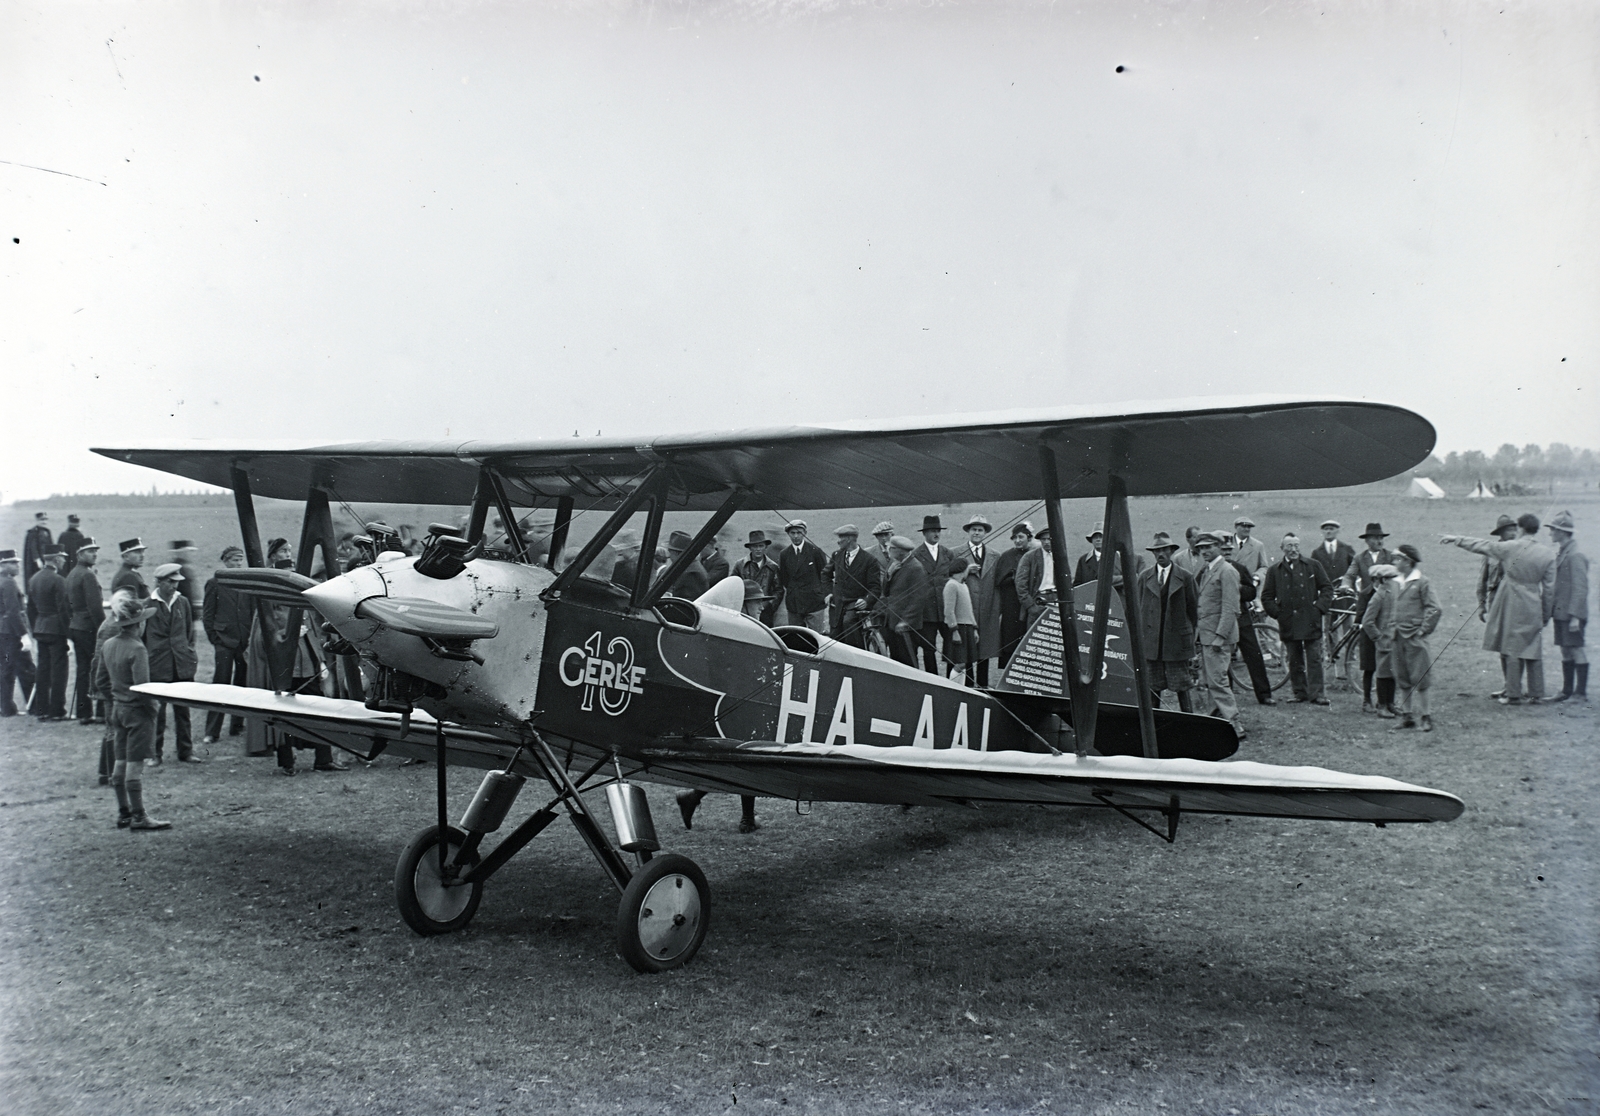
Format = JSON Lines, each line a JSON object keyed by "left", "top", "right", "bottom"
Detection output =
{"left": 1, "top": 493, "right": 1596, "bottom": 1114}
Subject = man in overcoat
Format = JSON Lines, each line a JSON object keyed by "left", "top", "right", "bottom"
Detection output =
{"left": 26, "top": 545, "right": 72, "bottom": 720}
{"left": 1194, "top": 532, "right": 1244, "bottom": 739}
{"left": 202, "top": 545, "right": 251, "bottom": 741}
{"left": 57, "top": 515, "right": 87, "bottom": 570}
{"left": 732, "top": 531, "right": 783, "bottom": 627}
{"left": 0, "top": 550, "right": 34, "bottom": 716}
{"left": 1015, "top": 526, "right": 1058, "bottom": 626}
{"left": 65, "top": 537, "right": 104, "bottom": 723}
{"left": 609, "top": 530, "right": 641, "bottom": 593}
{"left": 656, "top": 531, "right": 709, "bottom": 600}
{"left": 22, "top": 512, "right": 52, "bottom": 580}
{"left": 1442, "top": 513, "right": 1557, "bottom": 703}
{"left": 1137, "top": 532, "right": 1198, "bottom": 712}
{"left": 958, "top": 515, "right": 1001, "bottom": 686}
{"left": 994, "top": 522, "right": 1035, "bottom": 668}
{"left": 869, "top": 523, "right": 896, "bottom": 591}
{"left": 1261, "top": 533, "right": 1333, "bottom": 704}
{"left": 1547, "top": 511, "right": 1589, "bottom": 702}
{"left": 776, "top": 521, "right": 830, "bottom": 633}
{"left": 824, "top": 525, "right": 880, "bottom": 649}
{"left": 876, "top": 536, "right": 931, "bottom": 668}
{"left": 909, "top": 515, "right": 962, "bottom": 674}
{"left": 1344, "top": 523, "right": 1394, "bottom": 713}
{"left": 144, "top": 563, "right": 200, "bottom": 762}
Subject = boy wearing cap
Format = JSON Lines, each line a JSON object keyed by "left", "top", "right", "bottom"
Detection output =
{"left": 1547, "top": 511, "right": 1589, "bottom": 702}
{"left": 732, "top": 532, "right": 782, "bottom": 626}
{"left": 825, "top": 526, "right": 880, "bottom": 649}
{"left": 0, "top": 550, "right": 36, "bottom": 716}
{"left": 144, "top": 563, "right": 200, "bottom": 763}
{"left": 111, "top": 538, "right": 148, "bottom": 598}
{"left": 26, "top": 545, "right": 72, "bottom": 720}
{"left": 94, "top": 595, "right": 171, "bottom": 829}
{"left": 777, "top": 521, "right": 830, "bottom": 633}
{"left": 943, "top": 564, "right": 980, "bottom": 685}
{"left": 1442, "top": 514, "right": 1557, "bottom": 704}
{"left": 203, "top": 546, "right": 252, "bottom": 740}
{"left": 65, "top": 538, "right": 105, "bottom": 723}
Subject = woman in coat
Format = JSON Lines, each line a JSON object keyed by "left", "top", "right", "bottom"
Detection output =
{"left": 1442, "top": 514, "right": 1557, "bottom": 704}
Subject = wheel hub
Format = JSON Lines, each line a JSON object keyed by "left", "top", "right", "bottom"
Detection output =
{"left": 636, "top": 873, "right": 701, "bottom": 962}
{"left": 414, "top": 843, "right": 475, "bottom": 922}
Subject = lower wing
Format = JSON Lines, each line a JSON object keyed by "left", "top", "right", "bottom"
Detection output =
{"left": 140, "top": 683, "right": 1462, "bottom": 825}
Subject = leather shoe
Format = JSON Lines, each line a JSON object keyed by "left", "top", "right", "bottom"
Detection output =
{"left": 1421, "top": 715, "right": 1434, "bottom": 732}
{"left": 1258, "top": 698, "right": 1278, "bottom": 706}
{"left": 116, "top": 814, "right": 132, "bottom": 829}
{"left": 178, "top": 755, "right": 206, "bottom": 764}
{"left": 274, "top": 766, "right": 295, "bottom": 776}
{"left": 738, "top": 818, "right": 760, "bottom": 834}
{"left": 675, "top": 790, "right": 703, "bottom": 831}
{"left": 129, "top": 814, "right": 172, "bottom": 831}
{"left": 1311, "top": 698, "right": 1330, "bottom": 706}
{"left": 313, "top": 761, "right": 349, "bottom": 772}
{"left": 1286, "top": 697, "right": 1308, "bottom": 704}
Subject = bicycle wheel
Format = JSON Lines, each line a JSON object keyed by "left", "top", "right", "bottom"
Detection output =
{"left": 1232, "top": 618, "right": 1291, "bottom": 693}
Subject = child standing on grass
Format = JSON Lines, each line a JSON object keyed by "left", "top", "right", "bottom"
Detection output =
{"left": 944, "top": 563, "right": 981, "bottom": 686}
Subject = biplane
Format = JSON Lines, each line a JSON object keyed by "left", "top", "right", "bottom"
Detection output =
{"left": 97, "top": 396, "right": 1463, "bottom": 973}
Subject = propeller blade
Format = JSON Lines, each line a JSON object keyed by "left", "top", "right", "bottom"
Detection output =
{"left": 216, "top": 567, "right": 320, "bottom": 608}
{"left": 354, "top": 596, "right": 500, "bottom": 641}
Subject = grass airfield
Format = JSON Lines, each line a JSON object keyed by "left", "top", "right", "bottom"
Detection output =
{"left": 0, "top": 491, "right": 1596, "bottom": 1115}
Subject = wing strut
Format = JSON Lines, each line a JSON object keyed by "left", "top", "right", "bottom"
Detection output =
{"left": 1038, "top": 445, "right": 1092, "bottom": 754}
{"left": 546, "top": 496, "right": 574, "bottom": 571}
{"left": 544, "top": 465, "right": 671, "bottom": 600}
{"left": 1103, "top": 473, "right": 1161, "bottom": 759}
{"left": 644, "top": 487, "right": 747, "bottom": 606}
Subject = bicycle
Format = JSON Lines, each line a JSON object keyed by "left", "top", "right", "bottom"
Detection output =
{"left": 1228, "top": 608, "right": 1291, "bottom": 695}
{"left": 1325, "top": 586, "right": 1359, "bottom": 685}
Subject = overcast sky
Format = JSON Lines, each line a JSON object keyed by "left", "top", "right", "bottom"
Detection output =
{"left": 2, "top": 0, "right": 1595, "bottom": 502}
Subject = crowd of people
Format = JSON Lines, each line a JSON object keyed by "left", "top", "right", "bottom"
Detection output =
{"left": 1, "top": 503, "right": 1589, "bottom": 830}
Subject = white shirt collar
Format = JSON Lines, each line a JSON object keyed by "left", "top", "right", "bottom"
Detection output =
{"left": 1400, "top": 568, "right": 1421, "bottom": 585}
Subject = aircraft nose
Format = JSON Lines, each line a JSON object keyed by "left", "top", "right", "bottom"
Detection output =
{"left": 303, "top": 566, "right": 388, "bottom": 644}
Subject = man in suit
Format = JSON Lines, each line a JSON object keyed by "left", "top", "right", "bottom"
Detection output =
{"left": 112, "top": 538, "right": 149, "bottom": 599}
{"left": 144, "top": 563, "right": 200, "bottom": 763}
{"left": 1220, "top": 537, "right": 1276, "bottom": 706}
{"left": 26, "top": 545, "right": 72, "bottom": 720}
{"left": 57, "top": 515, "right": 87, "bottom": 571}
{"left": 1074, "top": 523, "right": 1125, "bottom": 588}
{"left": 701, "top": 538, "right": 730, "bottom": 586}
{"left": 824, "top": 525, "right": 880, "bottom": 649}
{"left": 1230, "top": 517, "right": 1269, "bottom": 586}
{"left": 1137, "top": 532, "right": 1198, "bottom": 712}
{"left": 202, "top": 545, "right": 252, "bottom": 742}
{"left": 1173, "top": 527, "right": 1206, "bottom": 580}
{"left": 609, "top": 529, "right": 642, "bottom": 593}
{"left": 777, "top": 520, "right": 830, "bottom": 632}
{"left": 22, "top": 512, "right": 53, "bottom": 581}
{"left": 1261, "top": 533, "right": 1334, "bottom": 705}
{"left": 170, "top": 541, "right": 202, "bottom": 629}
{"left": 909, "top": 515, "right": 962, "bottom": 674}
{"left": 994, "top": 522, "right": 1036, "bottom": 668}
{"left": 1309, "top": 519, "right": 1354, "bottom": 655}
{"left": 65, "top": 537, "right": 105, "bottom": 723}
{"left": 1344, "top": 523, "right": 1394, "bottom": 711}
{"left": 1016, "top": 525, "right": 1058, "bottom": 626}
{"left": 876, "top": 536, "right": 931, "bottom": 668}
{"left": 1194, "top": 532, "right": 1245, "bottom": 740}
{"left": 0, "top": 550, "right": 34, "bottom": 716}
{"left": 732, "top": 531, "right": 783, "bottom": 626}
{"left": 959, "top": 515, "right": 1001, "bottom": 686}
{"left": 656, "top": 531, "right": 710, "bottom": 599}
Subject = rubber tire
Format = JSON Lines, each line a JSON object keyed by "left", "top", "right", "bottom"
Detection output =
{"left": 395, "top": 824, "right": 483, "bottom": 937}
{"left": 616, "top": 853, "right": 710, "bottom": 974}
{"left": 1230, "top": 622, "right": 1290, "bottom": 694}
{"left": 1341, "top": 629, "right": 1362, "bottom": 688}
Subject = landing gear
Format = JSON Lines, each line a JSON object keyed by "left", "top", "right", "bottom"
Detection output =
{"left": 616, "top": 853, "right": 710, "bottom": 973}
{"left": 395, "top": 824, "right": 482, "bottom": 935}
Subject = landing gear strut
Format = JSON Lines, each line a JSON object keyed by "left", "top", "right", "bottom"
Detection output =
{"left": 391, "top": 726, "right": 711, "bottom": 973}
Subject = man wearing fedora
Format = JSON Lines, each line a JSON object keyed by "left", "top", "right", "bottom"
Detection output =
{"left": 655, "top": 531, "right": 710, "bottom": 600}
{"left": 1476, "top": 514, "right": 1520, "bottom": 625}
{"left": 57, "top": 514, "right": 87, "bottom": 571}
{"left": 111, "top": 538, "right": 149, "bottom": 599}
{"left": 1442, "top": 514, "right": 1557, "bottom": 704}
{"left": 910, "top": 516, "right": 962, "bottom": 673}
{"left": 22, "top": 511, "right": 53, "bottom": 581}
{"left": 701, "top": 537, "right": 731, "bottom": 586}
{"left": 65, "top": 537, "right": 106, "bottom": 723}
{"left": 145, "top": 563, "right": 200, "bottom": 763}
{"left": 777, "top": 521, "right": 830, "bottom": 633}
{"left": 994, "top": 522, "right": 1036, "bottom": 668}
{"left": 1344, "top": 523, "right": 1394, "bottom": 713}
{"left": 94, "top": 594, "right": 171, "bottom": 830}
{"left": 1547, "top": 511, "right": 1588, "bottom": 702}
{"left": 959, "top": 515, "right": 1001, "bottom": 686}
{"left": 0, "top": 550, "right": 35, "bottom": 716}
{"left": 1137, "top": 532, "right": 1199, "bottom": 712}
{"left": 824, "top": 525, "right": 880, "bottom": 649}
{"left": 1073, "top": 523, "right": 1125, "bottom": 590}
{"left": 1194, "top": 531, "right": 1245, "bottom": 739}
{"left": 1261, "top": 533, "right": 1334, "bottom": 705}
{"left": 732, "top": 531, "right": 782, "bottom": 626}
{"left": 26, "top": 544, "right": 72, "bottom": 720}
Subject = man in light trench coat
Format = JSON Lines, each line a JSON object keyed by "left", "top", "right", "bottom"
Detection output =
{"left": 1442, "top": 513, "right": 1557, "bottom": 704}
{"left": 958, "top": 515, "right": 1001, "bottom": 687}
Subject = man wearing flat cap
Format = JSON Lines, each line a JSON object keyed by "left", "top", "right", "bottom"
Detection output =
{"left": 65, "top": 537, "right": 105, "bottom": 723}
{"left": 1137, "top": 532, "right": 1199, "bottom": 712}
{"left": 876, "top": 535, "right": 932, "bottom": 668}
{"left": 1442, "top": 514, "right": 1557, "bottom": 704}
{"left": 26, "top": 544, "right": 72, "bottom": 720}
{"left": 1546, "top": 510, "right": 1589, "bottom": 702}
{"left": 1230, "top": 517, "right": 1268, "bottom": 585}
{"left": 1194, "top": 531, "right": 1245, "bottom": 739}
{"left": 203, "top": 546, "right": 252, "bottom": 741}
{"left": 777, "top": 521, "right": 830, "bottom": 633}
{"left": 869, "top": 523, "right": 896, "bottom": 586}
{"left": 1309, "top": 520, "right": 1355, "bottom": 656}
{"left": 655, "top": 531, "right": 710, "bottom": 600}
{"left": 144, "top": 563, "right": 200, "bottom": 762}
{"left": 22, "top": 511, "right": 52, "bottom": 581}
{"left": 825, "top": 526, "right": 880, "bottom": 649}
{"left": 909, "top": 515, "right": 962, "bottom": 674}
{"left": 0, "top": 550, "right": 35, "bottom": 717}
{"left": 732, "top": 531, "right": 783, "bottom": 626}
{"left": 959, "top": 515, "right": 1001, "bottom": 685}
{"left": 111, "top": 538, "right": 149, "bottom": 599}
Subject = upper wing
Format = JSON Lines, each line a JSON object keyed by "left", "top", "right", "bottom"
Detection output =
{"left": 94, "top": 395, "right": 1434, "bottom": 509}
{"left": 144, "top": 683, "right": 1461, "bottom": 825}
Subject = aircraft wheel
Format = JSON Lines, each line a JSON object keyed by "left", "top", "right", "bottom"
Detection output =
{"left": 616, "top": 853, "right": 709, "bottom": 973}
{"left": 395, "top": 825, "right": 482, "bottom": 936}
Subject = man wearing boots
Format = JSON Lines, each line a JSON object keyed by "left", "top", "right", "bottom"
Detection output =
{"left": 25, "top": 544, "right": 72, "bottom": 720}
{"left": 94, "top": 595, "right": 171, "bottom": 830}
{"left": 65, "top": 538, "right": 105, "bottom": 723}
{"left": 1442, "top": 514, "right": 1557, "bottom": 705}
{"left": 144, "top": 564, "right": 201, "bottom": 763}
{"left": 1548, "top": 511, "right": 1589, "bottom": 702}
